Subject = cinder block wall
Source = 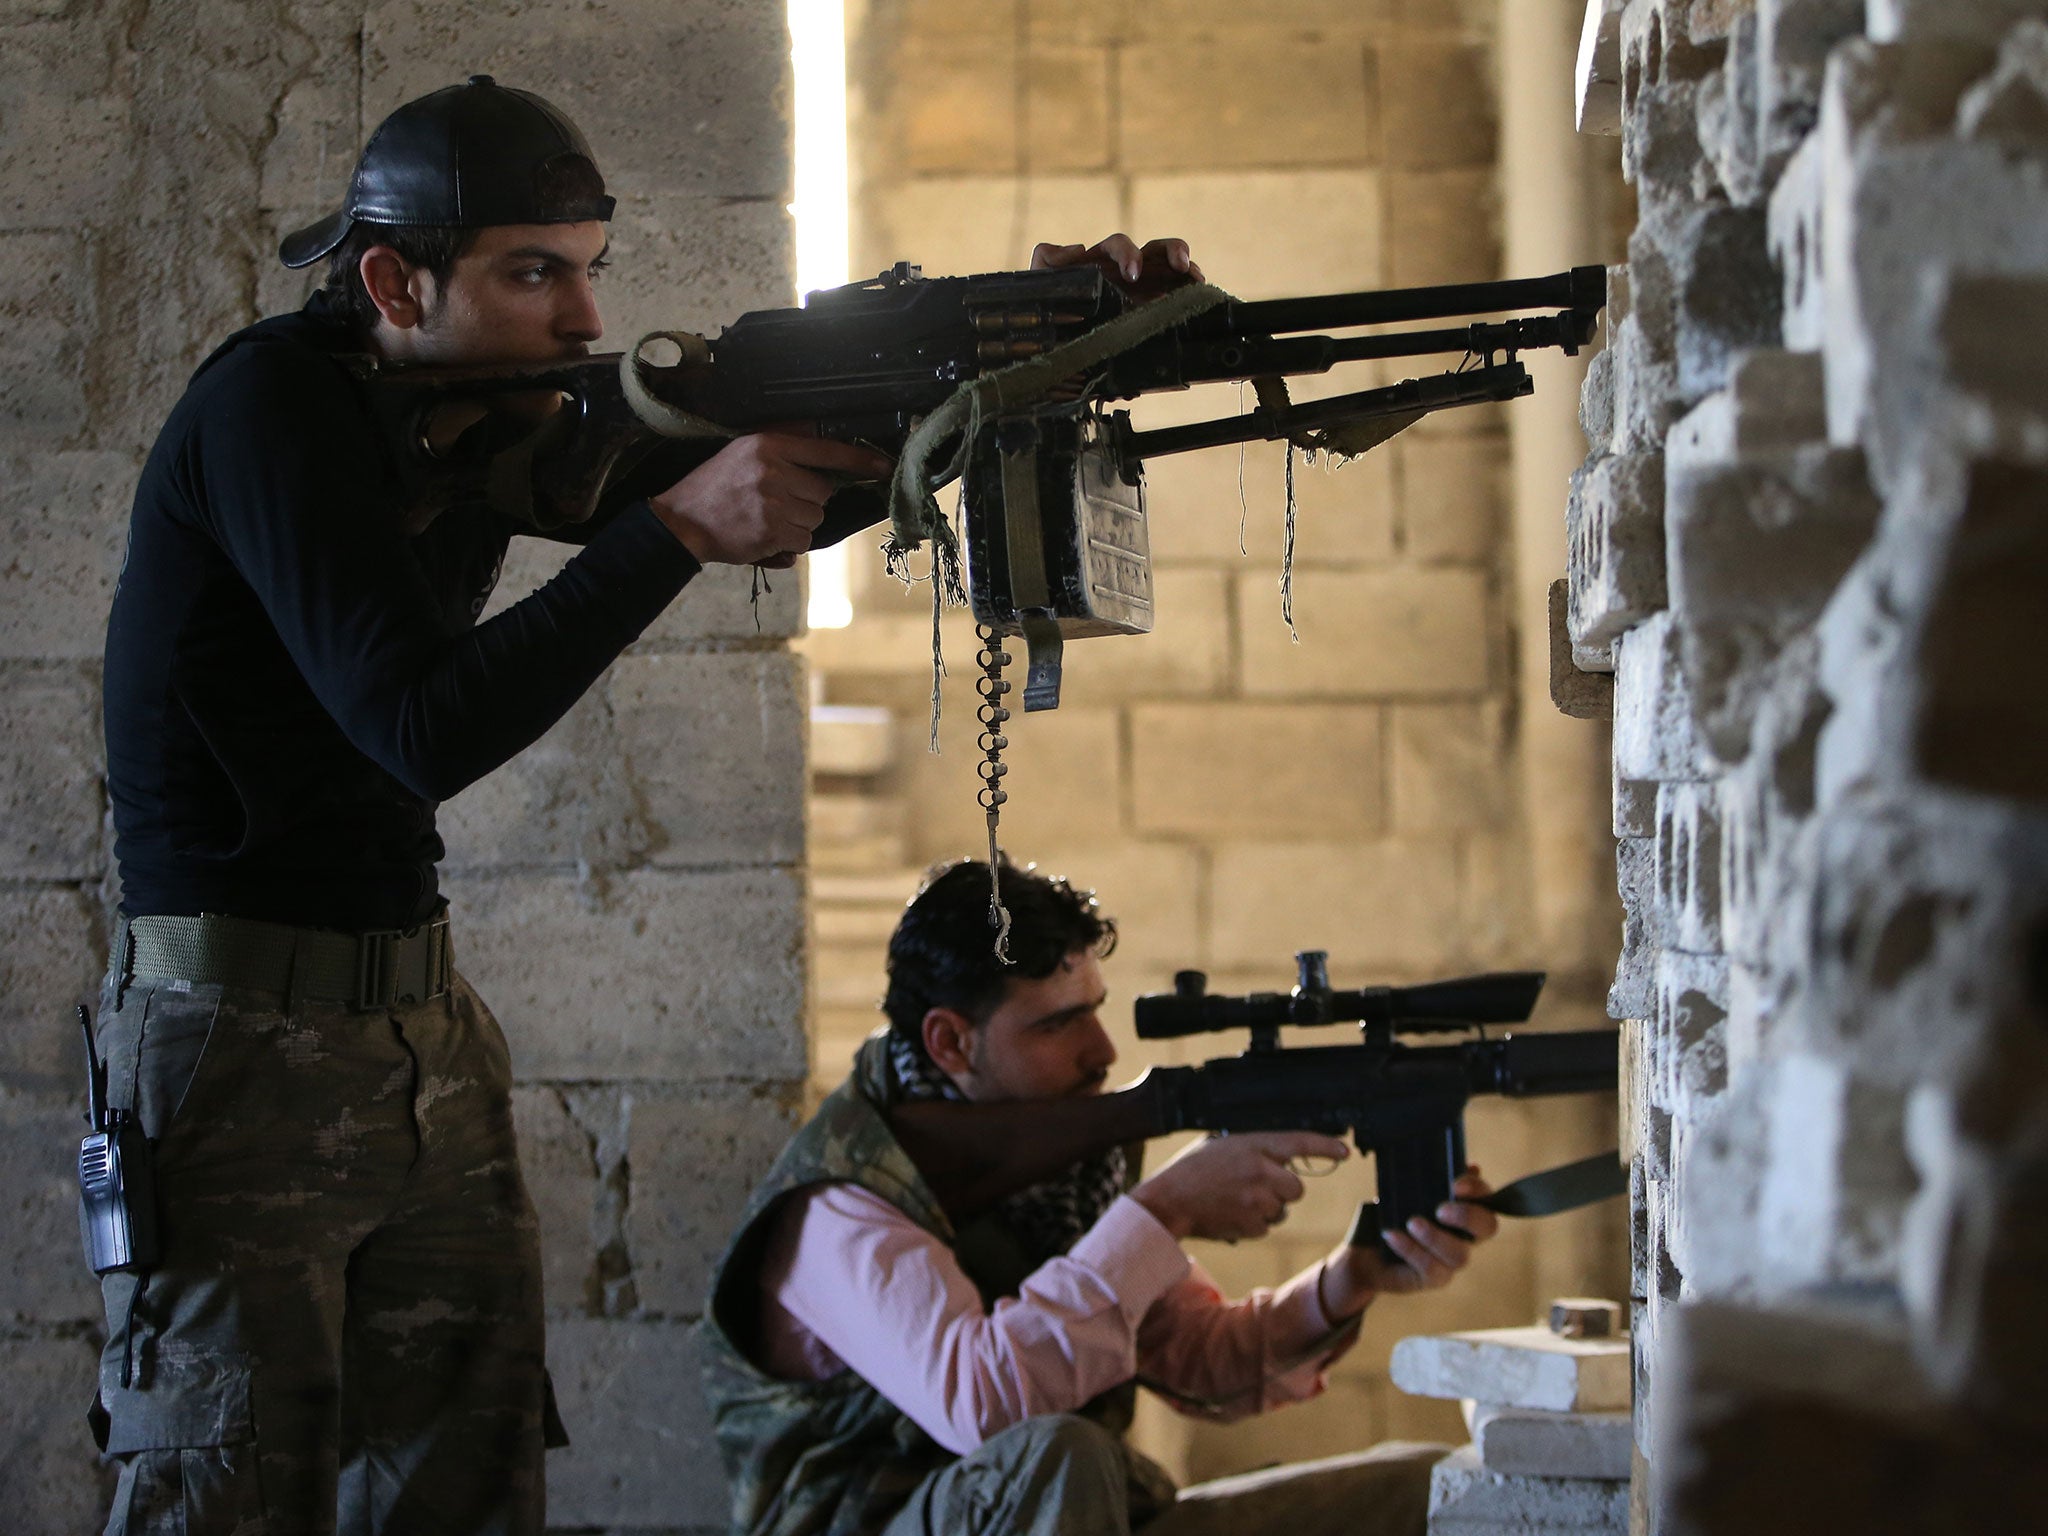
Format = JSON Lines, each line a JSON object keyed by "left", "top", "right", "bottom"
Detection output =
{"left": 807, "top": 0, "right": 1632, "bottom": 1481}
{"left": 1573, "top": 0, "right": 2048, "bottom": 1528}
{"left": 0, "top": 5, "right": 799, "bottom": 1531}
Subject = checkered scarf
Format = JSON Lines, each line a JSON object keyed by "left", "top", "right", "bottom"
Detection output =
{"left": 884, "top": 1030, "right": 1127, "bottom": 1265}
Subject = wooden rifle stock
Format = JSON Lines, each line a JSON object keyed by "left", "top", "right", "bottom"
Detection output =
{"left": 887, "top": 1073, "right": 1175, "bottom": 1223}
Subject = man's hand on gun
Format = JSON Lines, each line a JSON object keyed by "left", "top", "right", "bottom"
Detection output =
{"left": 1031, "top": 232, "right": 1204, "bottom": 299}
{"left": 1320, "top": 1167, "right": 1502, "bottom": 1320}
{"left": 1130, "top": 1130, "right": 1348, "bottom": 1243}
{"left": 649, "top": 431, "right": 892, "bottom": 568}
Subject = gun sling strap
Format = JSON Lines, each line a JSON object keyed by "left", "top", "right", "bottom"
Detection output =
{"left": 1344, "top": 1149, "right": 1629, "bottom": 1248}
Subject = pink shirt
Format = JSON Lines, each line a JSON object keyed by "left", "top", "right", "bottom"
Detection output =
{"left": 755, "top": 1184, "right": 1360, "bottom": 1456}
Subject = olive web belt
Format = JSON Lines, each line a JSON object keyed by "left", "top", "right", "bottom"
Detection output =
{"left": 122, "top": 911, "right": 454, "bottom": 1012}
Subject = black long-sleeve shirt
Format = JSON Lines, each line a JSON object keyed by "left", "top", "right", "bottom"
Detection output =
{"left": 105, "top": 293, "right": 702, "bottom": 931}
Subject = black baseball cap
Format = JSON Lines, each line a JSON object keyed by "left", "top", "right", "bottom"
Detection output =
{"left": 278, "top": 74, "right": 616, "bottom": 269}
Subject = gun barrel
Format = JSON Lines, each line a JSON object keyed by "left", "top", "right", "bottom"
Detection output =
{"left": 1223, "top": 266, "right": 1607, "bottom": 337}
{"left": 1462, "top": 1029, "right": 1619, "bottom": 1097}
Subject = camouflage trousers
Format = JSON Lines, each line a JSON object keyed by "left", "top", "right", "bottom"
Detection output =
{"left": 89, "top": 964, "right": 554, "bottom": 1536}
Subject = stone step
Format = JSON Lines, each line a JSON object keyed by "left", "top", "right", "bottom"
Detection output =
{"left": 1467, "top": 1402, "right": 1632, "bottom": 1481}
{"left": 1392, "top": 1326, "right": 1631, "bottom": 1413}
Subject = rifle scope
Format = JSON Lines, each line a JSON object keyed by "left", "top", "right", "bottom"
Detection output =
{"left": 1134, "top": 950, "right": 1545, "bottom": 1042}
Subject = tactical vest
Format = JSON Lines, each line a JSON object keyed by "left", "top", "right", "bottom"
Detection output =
{"left": 699, "top": 1033, "right": 1171, "bottom": 1536}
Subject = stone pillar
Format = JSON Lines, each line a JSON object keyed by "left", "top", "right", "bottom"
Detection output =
{"left": 1566, "top": 1, "right": 2048, "bottom": 1529}
{"left": 0, "top": 5, "right": 800, "bottom": 1530}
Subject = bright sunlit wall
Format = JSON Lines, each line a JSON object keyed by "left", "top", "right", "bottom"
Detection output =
{"left": 791, "top": 0, "right": 855, "bottom": 630}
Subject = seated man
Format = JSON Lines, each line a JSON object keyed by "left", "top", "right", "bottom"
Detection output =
{"left": 702, "top": 859, "right": 1501, "bottom": 1536}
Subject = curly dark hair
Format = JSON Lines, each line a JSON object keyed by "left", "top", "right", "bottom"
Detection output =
{"left": 883, "top": 857, "right": 1117, "bottom": 1052}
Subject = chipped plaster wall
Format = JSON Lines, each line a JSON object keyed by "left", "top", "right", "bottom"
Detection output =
{"left": 0, "top": 5, "right": 799, "bottom": 1531}
{"left": 806, "top": 0, "right": 1634, "bottom": 1483}
{"left": 1570, "top": 0, "right": 2048, "bottom": 1528}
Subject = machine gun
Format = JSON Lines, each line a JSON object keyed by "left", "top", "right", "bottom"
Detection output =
{"left": 889, "top": 952, "right": 1623, "bottom": 1260}
{"left": 360, "top": 262, "right": 1607, "bottom": 709}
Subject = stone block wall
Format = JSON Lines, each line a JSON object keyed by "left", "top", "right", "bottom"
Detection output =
{"left": 1569, "top": 1, "right": 2048, "bottom": 1528}
{"left": 0, "top": 5, "right": 798, "bottom": 1531}
{"left": 808, "top": 0, "right": 1633, "bottom": 1481}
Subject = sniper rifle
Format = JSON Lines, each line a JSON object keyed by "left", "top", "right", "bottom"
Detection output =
{"left": 888, "top": 952, "right": 1624, "bottom": 1261}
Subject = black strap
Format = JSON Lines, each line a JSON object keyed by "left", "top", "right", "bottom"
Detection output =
{"left": 1345, "top": 1149, "right": 1628, "bottom": 1248}
{"left": 1476, "top": 1150, "right": 1629, "bottom": 1217}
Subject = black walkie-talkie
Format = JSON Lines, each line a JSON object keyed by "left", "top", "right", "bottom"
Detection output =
{"left": 77, "top": 1004, "right": 159, "bottom": 1274}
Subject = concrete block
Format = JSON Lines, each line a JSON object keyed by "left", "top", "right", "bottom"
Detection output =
{"left": 1756, "top": 1052, "right": 1913, "bottom": 1287}
{"left": 1129, "top": 170, "right": 1384, "bottom": 301}
{"left": 605, "top": 192, "right": 796, "bottom": 355}
{"left": 1771, "top": 796, "right": 2048, "bottom": 1090}
{"left": 1131, "top": 703, "right": 1384, "bottom": 837}
{"left": 1055, "top": 567, "right": 1232, "bottom": 704}
{"left": 625, "top": 1084, "right": 802, "bottom": 1316}
{"left": 1384, "top": 169, "right": 1501, "bottom": 288}
{"left": 1608, "top": 837, "right": 1656, "bottom": 1022}
{"left": 610, "top": 652, "right": 807, "bottom": 865}
{"left": 1577, "top": 0, "right": 1627, "bottom": 135}
{"left": 1694, "top": 12, "right": 1765, "bottom": 209}
{"left": 1757, "top": 0, "right": 1865, "bottom": 172}
{"left": 1390, "top": 702, "right": 1511, "bottom": 833}
{"left": 1019, "top": 841, "right": 1202, "bottom": 973}
{"left": 1768, "top": 129, "right": 1826, "bottom": 352}
{"left": 513, "top": 1084, "right": 605, "bottom": 1317}
{"left": 1380, "top": 40, "right": 1498, "bottom": 168}
{"left": 447, "top": 867, "right": 806, "bottom": 1083}
{"left": 363, "top": 1, "right": 790, "bottom": 201}
{"left": 1142, "top": 423, "right": 1397, "bottom": 567}
{"left": 0, "top": 1086, "right": 100, "bottom": 1322}
{"left": 1392, "top": 1326, "right": 1631, "bottom": 1412}
{"left": 895, "top": 702, "right": 1123, "bottom": 864}
{"left": 0, "top": 1334, "right": 113, "bottom": 1532}
{"left": 1549, "top": 579, "right": 1614, "bottom": 721}
{"left": 883, "top": 42, "right": 1110, "bottom": 176}
{"left": 1653, "top": 950, "right": 1728, "bottom": 1115}
{"left": 1910, "top": 458, "right": 2048, "bottom": 804}
{"left": 0, "top": 664, "right": 103, "bottom": 880}
{"left": 1647, "top": 204, "right": 1782, "bottom": 405}
{"left": 1428, "top": 1443, "right": 1628, "bottom": 1531}
{"left": 1866, "top": 0, "right": 2048, "bottom": 47}
{"left": 1623, "top": 78, "right": 1710, "bottom": 214}
{"left": 0, "top": 41, "right": 130, "bottom": 232}
{"left": 255, "top": 47, "right": 362, "bottom": 216}
{"left": 1612, "top": 776, "right": 1655, "bottom": 840}
{"left": 0, "top": 453, "right": 136, "bottom": 660}
{"left": 1611, "top": 613, "right": 1713, "bottom": 783}
{"left": 1566, "top": 452, "right": 1666, "bottom": 665}
{"left": 1238, "top": 568, "right": 1492, "bottom": 698}
{"left": 0, "top": 232, "right": 90, "bottom": 443}
{"left": 1470, "top": 1402, "right": 1632, "bottom": 1481}
{"left": 1654, "top": 782, "right": 1722, "bottom": 955}
{"left": 441, "top": 651, "right": 805, "bottom": 874}
{"left": 544, "top": 1316, "right": 724, "bottom": 1530}
{"left": 0, "top": 884, "right": 104, "bottom": 1092}
{"left": 1399, "top": 432, "right": 1507, "bottom": 564}
{"left": 1819, "top": 49, "right": 2048, "bottom": 476}
{"left": 1209, "top": 839, "right": 1462, "bottom": 971}
{"left": 1119, "top": 39, "right": 1373, "bottom": 172}
{"left": 858, "top": 174, "right": 1121, "bottom": 281}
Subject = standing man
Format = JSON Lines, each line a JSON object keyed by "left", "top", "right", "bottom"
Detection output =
{"left": 91, "top": 76, "right": 897, "bottom": 1536}
{"left": 702, "top": 859, "right": 1502, "bottom": 1536}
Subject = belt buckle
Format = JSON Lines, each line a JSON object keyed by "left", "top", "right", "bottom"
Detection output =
{"left": 355, "top": 928, "right": 400, "bottom": 1010}
{"left": 356, "top": 917, "right": 451, "bottom": 1010}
